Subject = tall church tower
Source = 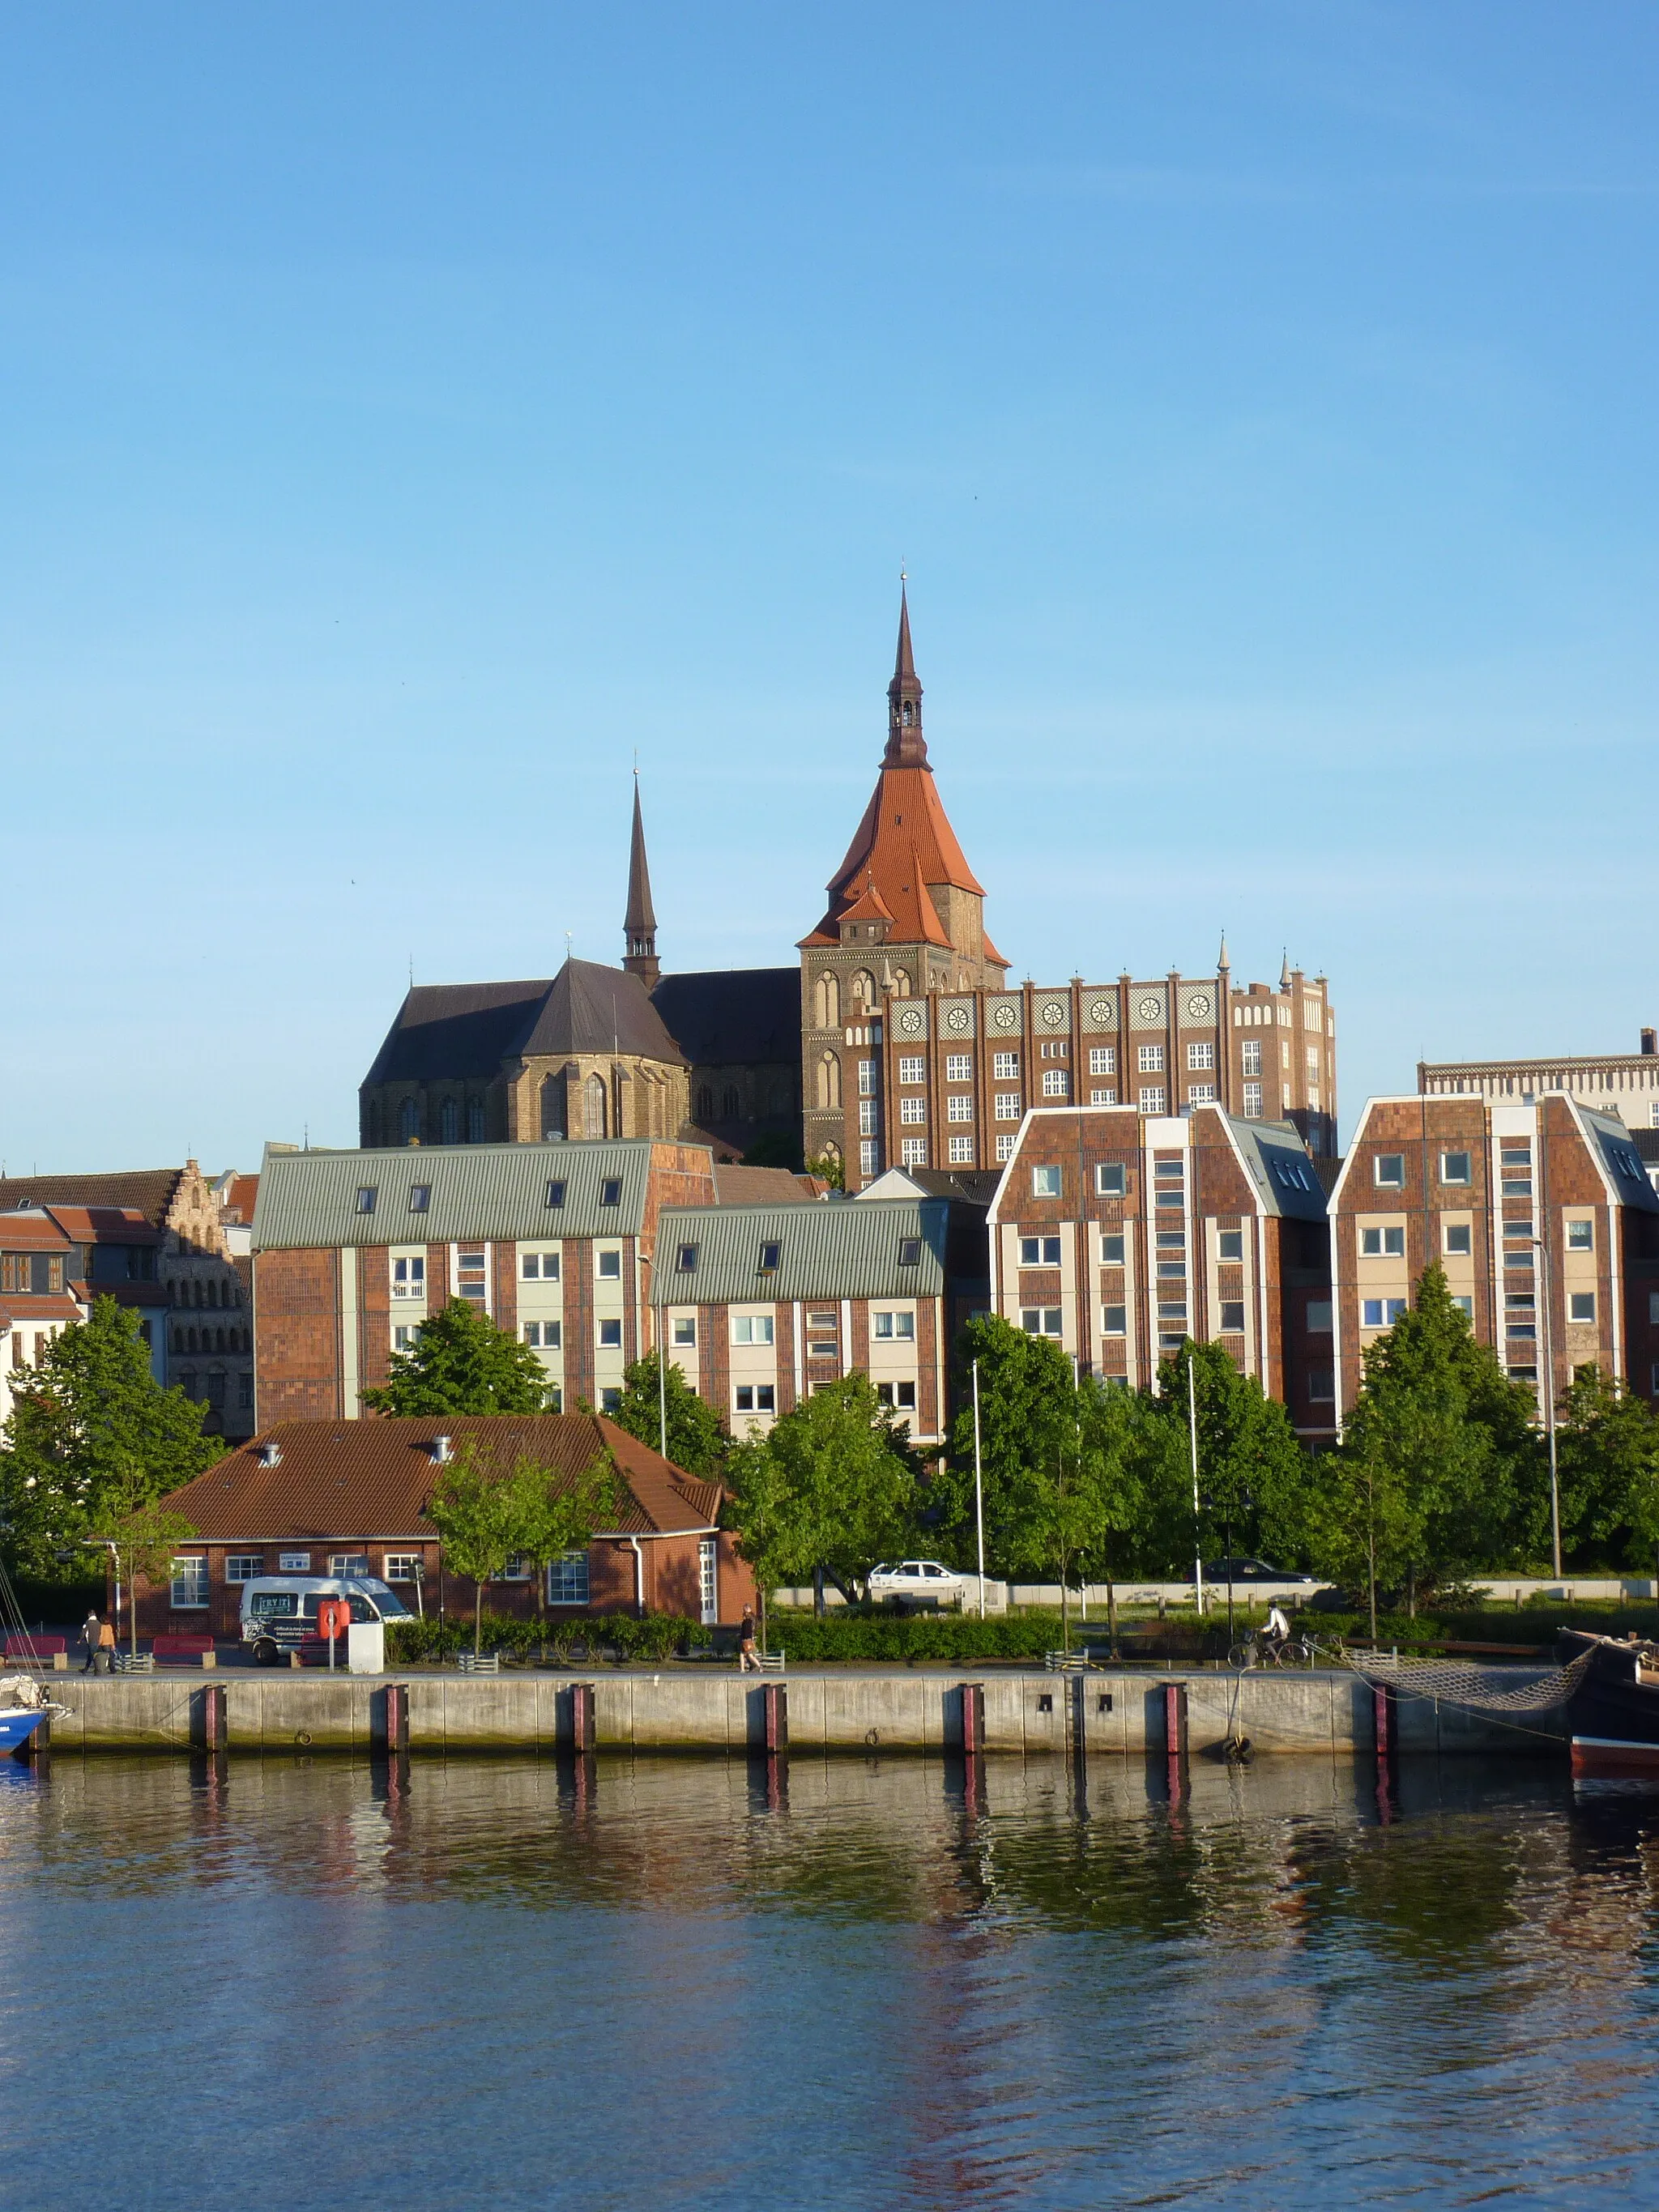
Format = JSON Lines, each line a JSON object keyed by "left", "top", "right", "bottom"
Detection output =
{"left": 797, "top": 588, "right": 1007, "bottom": 1175}
{"left": 621, "top": 774, "right": 660, "bottom": 990}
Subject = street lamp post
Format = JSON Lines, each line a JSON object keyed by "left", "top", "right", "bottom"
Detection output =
{"left": 1533, "top": 1237, "right": 1562, "bottom": 1578}
{"left": 972, "top": 1358, "right": 987, "bottom": 1622}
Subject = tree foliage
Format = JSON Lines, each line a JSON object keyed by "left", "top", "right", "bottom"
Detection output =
{"left": 608, "top": 1357, "right": 730, "bottom": 1477}
{"left": 360, "top": 1298, "right": 549, "bottom": 1417}
{"left": 424, "top": 1441, "right": 617, "bottom": 1654}
{"left": 0, "top": 1297, "right": 220, "bottom": 1579}
{"left": 1556, "top": 1365, "right": 1659, "bottom": 1567}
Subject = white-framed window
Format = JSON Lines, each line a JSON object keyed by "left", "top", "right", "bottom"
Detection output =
{"left": 873, "top": 1311, "right": 916, "bottom": 1340}
{"left": 1374, "top": 1154, "right": 1405, "bottom": 1188}
{"left": 1096, "top": 1163, "right": 1126, "bottom": 1197}
{"left": 456, "top": 1249, "right": 488, "bottom": 1302}
{"left": 1020, "top": 1308, "right": 1064, "bottom": 1337}
{"left": 1041, "top": 1069, "right": 1068, "bottom": 1097}
{"left": 1242, "top": 1082, "right": 1262, "bottom": 1118}
{"left": 995, "top": 1134, "right": 1017, "bottom": 1162}
{"left": 1570, "top": 1291, "right": 1597, "bottom": 1323}
{"left": 945, "top": 1054, "right": 972, "bottom": 1082}
{"left": 170, "top": 1558, "right": 209, "bottom": 1609}
{"left": 1102, "top": 1304, "right": 1126, "bottom": 1334}
{"left": 521, "top": 1251, "right": 561, "bottom": 1281}
{"left": 1089, "top": 1046, "right": 1115, "bottom": 1076}
{"left": 599, "top": 1387, "right": 621, "bottom": 1412}
{"left": 1307, "top": 1301, "right": 1333, "bottom": 1332}
{"left": 1453, "top": 1295, "right": 1473, "bottom": 1317}
{"left": 598, "top": 1319, "right": 622, "bottom": 1348}
{"left": 1218, "top": 1230, "right": 1243, "bottom": 1260}
{"left": 875, "top": 1380, "right": 917, "bottom": 1411}
{"left": 994, "top": 1093, "right": 1021, "bottom": 1120}
{"left": 597, "top": 1248, "right": 622, "bottom": 1280}
{"left": 1240, "top": 1040, "right": 1263, "bottom": 1077}
{"left": 1138, "top": 1086, "right": 1166, "bottom": 1113}
{"left": 947, "top": 1094, "right": 974, "bottom": 1123}
{"left": 1040, "top": 1041, "right": 1068, "bottom": 1061}
{"left": 1567, "top": 1219, "right": 1594, "bottom": 1251}
{"left": 1186, "top": 1042, "right": 1214, "bottom": 1071}
{"left": 949, "top": 1135, "right": 974, "bottom": 1163}
{"left": 672, "top": 1316, "right": 697, "bottom": 1346}
{"left": 1032, "top": 1165, "right": 1061, "bottom": 1198}
{"left": 1137, "top": 1044, "right": 1164, "bottom": 1073}
{"left": 1362, "top": 1298, "right": 1407, "bottom": 1327}
{"left": 547, "top": 1550, "right": 590, "bottom": 1607}
{"left": 330, "top": 1553, "right": 370, "bottom": 1576}
{"left": 898, "top": 1056, "right": 926, "bottom": 1085}
{"left": 858, "top": 1098, "right": 879, "bottom": 1135}
{"left": 1090, "top": 1088, "right": 1116, "bottom": 1106}
{"left": 391, "top": 1255, "right": 426, "bottom": 1300}
{"left": 278, "top": 1552, "right": 310, "bottom": 1573}
{"left": 731, "top": 1314, "right": 775, "bottom": 1345}
{"left": 899, "top": 1097, "right": 926, "bottom": 1125}
{"left": 734, "top": 1383, "right": 777, "bottom": 1413}
{"left": 1021, "top": 1236, "right": 1062, "bottom": 1266}
{"left": 383, "top": 1554, "right": 424, "bottom": 1584}
{"left": 393, "top": 1324, "right": 419, "bottom": 1351}
{"left": 859, "top": 1140, "right": 879, "bottom": 1178}
{"left": 501, "top": 1554, "right": 532, "bottom": 1582}
{"left": 224, "top": 1554, "right": 263, "bottom": 1584}
{"left": 1188, "top": 1085, "right": 1217, "bottom": 1106}
{"left": 1219, "top": 1301, "right": 1246, "bottom": 1332}
{"left": 901, "top": 1137, "right": 928, "bottom": 1166}
{"left": 858, "top": 1059, "right": 876, "bottom": 1096}
{"left": 1307, "top": 1046, "right": 1320, "bottom": 1076}
{"left": 523, "top": 1320, "right": 562, "bottom": 1349}
{"left": 1308, "top": 1085, "right": 1320, "bottom": 1112}
{"left": 1444, "top": 1223, "right": 1472, "bottom": 1256}
{"left": 1439, "top": 1152, "right": 1471, "bottom": 1186}
{"left": 993, "top": 1051, "right": 1020, "bottom": 1080}
{"left": 1361, "top": 1227, "right": 1405, "bottom": 1257}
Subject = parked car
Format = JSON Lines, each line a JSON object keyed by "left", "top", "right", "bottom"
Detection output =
{"left": 240, "top": 1575, "right": 415, "bottom": 1666}
{"left": 1202, "top": 1558, "right": 1317, "bottom": 1585}
{"left": 867, "top": 1561, "right": 968, "bottom": 1611}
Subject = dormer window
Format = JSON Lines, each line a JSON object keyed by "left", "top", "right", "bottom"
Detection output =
{"left": 757, "top": 1241, "right": 780, "bottom": 1275}
{"left": 898, "top": 1238, "right": 922, "bottom": 1268}
{"left": 545, "top": 1180, "right": 566, "bottom": 1209}
{"left": 600, "top": 1179, "right": 622, "bottom": 1208}
{"left": 356, "top": 1187, "right": 377, "bottom": 1215}
{"left": 676, "top": 1243, "right": 698, "bottom": 1272}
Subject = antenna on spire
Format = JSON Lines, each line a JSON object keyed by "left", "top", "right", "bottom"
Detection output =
{"left": 408, "top": 952, "right": 415, "bottom": 989}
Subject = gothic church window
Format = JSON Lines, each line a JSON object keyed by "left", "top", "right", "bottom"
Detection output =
{"left": 817, "top": 1053, "right": 842, "bottom": 1111}
{"left": 722, "top": 1086, "right": 740, "bottom": 1121}
{"left": 399, "top": 1097, "right": 420, "bottom": 1144}
{"left": 467, "top": 1099, "right": 485, "bottom": 1143}
{"left": 540, "top": 1076, "right": 566, "bottom": 1140}
{"left": 815, "top": 973, "right": 840, "bottom": 1030}
{"left": 440, "top": 1099, "right": 459, "bottom": 1145}
{"left": 695, "top": 1085, "right": 714, "bottom": 1123}
{"left": 852, "top": 970, "right": 876, "bottom": 1012}
{"left": 584, "top": 1074, "right": 609, "bottom": 1140}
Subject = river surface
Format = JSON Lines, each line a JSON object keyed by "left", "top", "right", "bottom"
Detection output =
{"left": 4, "top": 1750, "right": 1659, "bottom": 2208}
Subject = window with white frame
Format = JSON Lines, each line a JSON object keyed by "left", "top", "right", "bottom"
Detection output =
{"left": 1219, "top": 1301, "right": 1246, "bottom": 1332}
{"left": 856, "top": 1098, "right": 877, "bottom": 1136}
{"left": 875, "top": 1380, "right": 917, "bottom": 1411}
{"left": 1090, "top": 1088, "right": 1116, "bottom": 1106}
{"left": 501, "top": 1555, "right": 532, "bottom": 1582}
{"left": 1032, "top": 1164, "right": 1061, "bottom": 1198}
{"left": 873, "top": 1311, "right": 915, "bottom": 1340}
{"left": 1567, "top": 1219, "right": 1593, "bottom": 1251}
{"left": 1188, "top": 1085, "right": 1217, "bottom": 1106}
{"left": 170, "top": 1557, "right": 209, "bottom": 1609}
{"left": 547, "top": 1550, "right": 590, "bottom": 1606}
{"left": 672, "top": 1316, "right": 697, "bottom": 1345}
{"left": 330, "top": 1553, "right": 370, "bottom": 1576}
{"left": 521, "top": 1251, "right": 561, "bottom": 1281}
{"left": 1218, "top": 1230, "right": 1243, "bottom": 1260}
{"left": 898, "top": 1056, "right": 926, "bottom": 1085}
{"left": 858, "top": 1059, "right": 876, "bottom": 1096}
{"left": 1242, "top": 1083, "right": 1263, "bottom": 1118}
{"left": 1240, "top": 1040, "right": 1263, "bottom": 1077}
{"left": 994, "top": 1093, "right": 1021, "bottom": 1120}
{"left": 947, "top": 1094, "right": 973, "bottom": 1122}
{"left": 1186, "top": 1042, "right": 1214, "bottom": 1071}
{"left": 1137, "top": 1044, "right": 1164, "bottom": 1073}
{"left": 1021, "top": 1236, "right": 1062, "bottom": 1266}
{"left": 734, "top": 1383, "right": 776, "bottom": 1414}
{"left": 731, "top": 1315, "right": 775, "bottom": 1345}
{"left": 1020, "top": 1308, "right": 1064, "bottom": 1337}
{"left": 1307, "top": 1046, "right": 1320, "bottom": 1076}
{"left": 1444, "top": 1223, "right": 1472, "bottom": 1256}
{"left": 902, "top": 1137, "right": 928, "bottom": 1166}
{"left": 1089, "top": 1046, "right": 1115, "bottom": 1076}
{"left": 1569, "top": 1291, "right": 1597, "bottom": 1323}
{"left": 1361, "top": 1298, "right": 1408, "bottom": 1327}
{"left": 224, "top": 1554, "right": 263, "bottom": 1583}
{"left": 391, "top": 1255, "right": 426, "bottom": 1300}
{"left": 1099, "top": 1232, "right": 1125, "bottom": 1266}
{"left": 1102, "top": 1304, "right": 1126, "bottom": 1334}
{"left": 1374, "top": 1154, "right": 1405, "bottom": 1188}
{"left": 1138, "top": 1086, "right": 1166, "bottom": 1113}
{"left": 393, "top": 1324, "right": 419, "bottom": 1352}
{"left": 1096, "top": 1163, "right": 1126, "bottom": 1197}
{"left": 993, "top": 1051, "right": 1020, "bottom": 1080}
{"left": 597, "top": 1249, "right": 622, "bottom": 1280}
{"left": 899, "top": 1097, "right": 926, "bottom": 1124}
{"left": 528, "top": 1320, "right": 562, "bottom": 1349}
{"left": 860, "top": 1140, "right": 880, "bottom": 1178}
{"left": 383, "top": 1554, "right": 423, "bottom": 1584}
{"left": 995, "top": 1134, "right": 1017, "bottom": 1161}
{"left": 1041, "top": 1069, "right": 1068, "bottom": 1097}
{"left": 1040, "top": 1041, "right": 1068, "bottom": 1061}
{"left": 1439, "top": 1152, "right": 1471, "bottom": 1186}
{"left": 598, "top": 1319, "right": 622, "bottom": 1348}
{"left": 945, "top": 1054, "right": 972, "bottom": 1082}
{"left": 1453, "top": 1295, "right": 1473, "bottom": 1317}
{"left": 949, "top": 1135, "right": 974, "bottom": 1163}
{"left": 1361, "top": 1226, "right": 1405, "bottom": 1257}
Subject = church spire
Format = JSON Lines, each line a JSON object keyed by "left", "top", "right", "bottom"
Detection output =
{"left": 884, "top": 579, "right": 928, "bottom": 767}
{"left": 622, "top": 773, "right": 660, "bottom": 989}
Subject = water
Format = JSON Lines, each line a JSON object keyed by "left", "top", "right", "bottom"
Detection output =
{"left": 3, "top": 1750, "right": 1659, "bottom": 2209}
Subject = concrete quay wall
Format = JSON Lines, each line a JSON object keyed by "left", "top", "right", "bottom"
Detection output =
{"left": 35, "top": 1667, "right": 1559, "bottom": 1759}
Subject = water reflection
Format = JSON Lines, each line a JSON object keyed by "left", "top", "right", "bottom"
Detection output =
{"left": 1, "top": 1753, "right": 1658, "bottom": 2207}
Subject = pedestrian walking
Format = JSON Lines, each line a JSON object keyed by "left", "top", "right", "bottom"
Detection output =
{"left": 81, "top": 1609, "right": 101, "bottom": 1674}
{"left": 95, "top": 1617, "right": 116, "bottom": 1675}
{"left": 738, "top": 1606, "right": 760, "bottom": 1673}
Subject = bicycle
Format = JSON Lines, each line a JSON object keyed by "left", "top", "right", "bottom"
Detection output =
{"left": 1228, "top": 1634, "right": 1319, "bottom": 1671}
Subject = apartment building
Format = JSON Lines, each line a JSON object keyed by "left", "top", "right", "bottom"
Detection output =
{"left": 985, "top": 1104, "right": 1335, "bottom": 1438}
{"left": 1418, "top": 1027, "right": 1659, "bottom": 1128}
{"left": 0, "top": 1204, "right": 169, "bottom": 1426}
{"left": 1328, "top": 1095, "right": 1659, "bottom": 1419}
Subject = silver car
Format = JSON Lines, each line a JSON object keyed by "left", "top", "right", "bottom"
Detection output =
{"left": 868, "top": 1560, "right": 967, "bottom": 1611}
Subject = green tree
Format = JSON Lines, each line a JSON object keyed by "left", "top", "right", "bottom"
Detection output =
{"left": 940, "top": 1316, "right": 1077, "bottom": 1579}
{"left": 1308, "top": 1447, "right": 1422, "bottom": 1644}
{"left": 725, "top": 1375, "right": 923, "bottom": 1631}
{"left": 425, "top": 1440, "right": 528, "bottom": 1656}
{"left": 1148, "top": 1340, "right": 1319, "bottom": 1581}
{"left": 1556, "top": 1365, "right": 1659, "bottom": 1569}
{"left": 511, "top": 1450, "right": 621, "bottom": 1641}
{"left": 93, "top": 1494, "right": 201, "bottom": 1659}
{"left": 360, "top": 1298, "right": 549, "bottom": 1417}
{"left": 0, "top": 1297, "right": 221, "bottom": 1579}
{"left": 804, "top": 1150, "right": 846, "bottom": 1191}
{"left": 1072, "top": 1379, "right": 1154, "bottom": 1647}
{"left": 608, "top": 1357, "right": 729, "bottom": 1477}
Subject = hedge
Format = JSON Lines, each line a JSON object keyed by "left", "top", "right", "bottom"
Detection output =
{"left": 386, "top": 1610, "right": 711, "bottom": 1664}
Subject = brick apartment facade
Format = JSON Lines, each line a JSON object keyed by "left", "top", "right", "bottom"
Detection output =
{"left": 987, "top": 1104, "right": 1336, "bottom": 1439}
{"left": 141, "top": 1412, "right": 754, "bottom": 1637}
{"left": 1328, "top": 1095, "right": 1659, "bottom": 1421}
{"left": 0, "top": 1204, "right": 170, "bottom": 1425}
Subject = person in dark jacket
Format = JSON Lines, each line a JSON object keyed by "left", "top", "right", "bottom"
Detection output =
{"left": 738, "top": 1607, "right": 760, "bottom": 1673}
{"left": 81, "top": 1610, "right": 102, "bottom": 1674}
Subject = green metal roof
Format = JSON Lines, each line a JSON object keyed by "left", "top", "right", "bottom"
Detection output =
{"left": 252, "top": 1140, "right": 696, "bottom": 1250}
{"left": 654, "top": 1196, "right": 947, "bottom": 1304}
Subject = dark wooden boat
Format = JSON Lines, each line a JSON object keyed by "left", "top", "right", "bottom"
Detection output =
{"left": 1563, "top": 1630, "right": 1659, "bottom": 1775}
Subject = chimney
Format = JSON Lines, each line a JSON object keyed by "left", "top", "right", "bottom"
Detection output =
{"left": 430, "top": 1434, "right": 454, "bottom": 1464}
{"left": 1642, "top": 1029, "right": 1657, "bottom": 1058}
{"left": 256, "top": 1440, "right": 282, "bottom": 1468}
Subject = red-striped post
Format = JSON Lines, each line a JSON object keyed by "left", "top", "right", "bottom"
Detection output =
{"left": 1163, "top": 1680, "right": 1188, "bottom": 1801}
{"left": 762, "top": 1679, "right": 788, "bottom": 1753}
{"left": 203, "top": 1682, "right": 226, "bottom": 1754}
{"left": 960, "top": 1681, "right": 985, "bottom": 1756}
{"left": 382, "top": 1682, "right": 407, "bottom": 1754}
{"left": 571, "top": 1681, "right": 595, "bottom": 1754}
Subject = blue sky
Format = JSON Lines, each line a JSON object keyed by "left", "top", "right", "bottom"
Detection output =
{"left": 5, "top": 4, "right": 1659, "bottom": 1171}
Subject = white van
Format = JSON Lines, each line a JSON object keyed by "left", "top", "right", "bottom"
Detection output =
{"left": 240, "top": 1575, "right": 415, "bottom": 1666}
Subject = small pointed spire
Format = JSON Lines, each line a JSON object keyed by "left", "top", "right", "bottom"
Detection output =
{"left": 1218, "top": 929, "right": 1230, "bottom": 971}
{"left": 623, "top": 774, "right": 660, "bottom": 987}
{"left": 884, "top": 577, "right": 928, "bottom": 768}
{"left": 1280, "top": 948, "right": 1293, "bottom": 991}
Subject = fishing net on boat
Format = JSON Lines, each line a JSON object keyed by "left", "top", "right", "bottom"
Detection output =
{"left": 1354, "top": 1646, "right": 1600, "bottom": 1718}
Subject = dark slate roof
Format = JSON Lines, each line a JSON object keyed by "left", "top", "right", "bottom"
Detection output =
{"left": 363, "top": 958, "right": 686, "bottom": 1086}
{"left": 0, "top": 1170, "right": 184, "bottom": 1228}
{"left": 650, "top": 968, "right": 800, "bottom": 1067}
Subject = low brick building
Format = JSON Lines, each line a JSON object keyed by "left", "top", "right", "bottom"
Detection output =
{"left": 142, "top": 1411, "right": 752, "bottom": 1638}
{"left": 1328, "top": 1095, "right": 1659, "bottom": 1421}
{"left": 986, "top": 1104, "right": 1335, "bottom": 1438}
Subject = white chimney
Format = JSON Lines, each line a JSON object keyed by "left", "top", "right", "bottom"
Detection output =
{"left": 256, "top": 1440, "right": 282, "bottom": 1468}
{"left": 431, "top": 1434, "right": 454, "bottom": 1464}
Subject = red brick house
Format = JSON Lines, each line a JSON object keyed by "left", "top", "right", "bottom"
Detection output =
{"left": 139, "top": 1412, "right": 753, "bottom": 1638}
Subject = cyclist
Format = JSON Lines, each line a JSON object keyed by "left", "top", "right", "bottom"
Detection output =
{"left": 1263, "top": 1603, "right": 1291, "bottom": 1656}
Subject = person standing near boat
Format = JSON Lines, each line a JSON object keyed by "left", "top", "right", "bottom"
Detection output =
{"left": 81, "top": 1609, "right": 101, "bottom": 1675}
